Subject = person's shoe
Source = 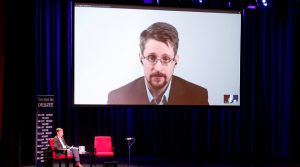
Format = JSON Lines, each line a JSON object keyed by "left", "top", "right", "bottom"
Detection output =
{"left": 75, "top": 162, "right": 84, "bottom": 167}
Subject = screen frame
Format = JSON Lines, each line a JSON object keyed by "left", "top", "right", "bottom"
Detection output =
{"left": 72, "top": 2, "right": 242, "bottom": 106}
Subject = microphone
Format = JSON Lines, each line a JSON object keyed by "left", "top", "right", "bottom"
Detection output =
{"left": 125, "top": 137, "right": 135, "bottom": 141}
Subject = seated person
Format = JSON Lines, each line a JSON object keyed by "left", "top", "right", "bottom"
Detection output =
{"left": 54, "top": 128, "right": 84, "bottom": 167}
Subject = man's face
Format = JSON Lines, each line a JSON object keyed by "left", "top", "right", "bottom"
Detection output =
{"left": 57, "top": 130, "right": 64, "bottom": 138}
{"left": 140, "top": 39, "right": 178, "bottom": 91}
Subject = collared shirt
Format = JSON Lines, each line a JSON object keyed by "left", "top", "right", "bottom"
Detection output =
{"left": 58, "top": 137, "right": 67, "bottom": 149}
{"left": 145, "top": 79, "right": 172, "bottom": 105}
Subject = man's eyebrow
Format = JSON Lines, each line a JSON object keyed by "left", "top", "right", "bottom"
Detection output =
{"left": 145, "top": 52, "right": 172, "bottom": 58}
{"left": 161, "top": 53, "right": 171, "bottom": 57}
{"left": 146, "top": 53, "right": 157, "bottom": 56}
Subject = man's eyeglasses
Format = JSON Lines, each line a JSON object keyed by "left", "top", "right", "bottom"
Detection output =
{"left": 143, "top": 55, "right": 175, "bottom": 65}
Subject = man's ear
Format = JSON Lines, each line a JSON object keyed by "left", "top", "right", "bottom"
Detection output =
{"left": 175, "top": 54, "right": 179, "bottom": 65}
{"left": 139, "top": 53, "right": 143, "bottom": 65}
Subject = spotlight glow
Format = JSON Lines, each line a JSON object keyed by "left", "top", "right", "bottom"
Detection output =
{"left": 262, "top": 0, "right": 268, "bottom": 6}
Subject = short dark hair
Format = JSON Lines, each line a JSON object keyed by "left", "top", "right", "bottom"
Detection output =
{"left": 140, "top": 22, "right": 179, "bottom": 55}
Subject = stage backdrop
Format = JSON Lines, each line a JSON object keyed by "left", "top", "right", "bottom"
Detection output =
{"left": 33, "top": 0, "right": 297, "bottom": 162}
{"left": 1, "top": 0, "right": 299, "bottom": 166}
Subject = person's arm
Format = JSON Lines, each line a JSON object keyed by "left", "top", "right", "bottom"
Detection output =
{"left": 54, "top": 137, "right": 63, "bottom": 150}
{"left": 67, "top": 145, "right": 74, "bottom": 149}
{"left": 61, "top": 137, "right": 70, "bottom": 148}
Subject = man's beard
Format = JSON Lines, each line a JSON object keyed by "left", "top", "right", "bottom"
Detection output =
{"left": 148, "top": 71, "right": 168, "bottom": 90}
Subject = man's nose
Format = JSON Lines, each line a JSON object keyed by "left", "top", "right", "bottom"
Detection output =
{"left": 153, "top": 60, "right": 163, "bottom": 71}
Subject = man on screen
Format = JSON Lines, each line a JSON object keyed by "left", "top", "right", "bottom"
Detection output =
{"left": 107, "top": 22, "right": 209, "bottom": 105}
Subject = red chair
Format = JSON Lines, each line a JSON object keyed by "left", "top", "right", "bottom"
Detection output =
{"left": 49, "top": 138, "right": 74, "bottom": 167}
{"left": 93, "top": 136, "right": 114, "bottom": 165}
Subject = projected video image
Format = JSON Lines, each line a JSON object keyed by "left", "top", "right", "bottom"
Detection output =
{"left": 74, "top": 4, "right": 241, "bottom": 106}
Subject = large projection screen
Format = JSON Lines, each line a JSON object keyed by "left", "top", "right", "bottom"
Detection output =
{"left": 74, "top": 4, "right": 241, "bottom": 106}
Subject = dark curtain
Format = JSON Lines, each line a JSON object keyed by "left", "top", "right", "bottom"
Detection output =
{"left": 2, "top": 0, "right": 36, "bottom": 166}
{"left": 0, "top": 0, "right": 4, "bottom": 142}
{"left": 2, "top": 0, "right": 299, "bottom": 166}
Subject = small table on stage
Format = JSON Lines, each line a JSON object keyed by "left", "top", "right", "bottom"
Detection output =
{"left": 79, "top": 151, "right": 93, "bottom": 167}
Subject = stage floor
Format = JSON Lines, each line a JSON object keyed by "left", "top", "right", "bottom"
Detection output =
{"left": 23, "top": 161, "right": 300, "bottom": 167}
{"left": 22, "top": 156, "right": 300, "bottom": 167}
{"left": 22, "top": 163, "right": 300, "bottom": 167}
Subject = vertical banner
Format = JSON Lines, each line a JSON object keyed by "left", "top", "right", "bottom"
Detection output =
{"left": 36, "top": 95, "right": 54, "bottom": 167}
